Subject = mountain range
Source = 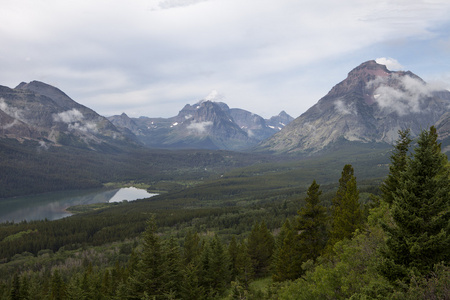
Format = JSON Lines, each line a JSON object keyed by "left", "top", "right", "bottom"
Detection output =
{"left": 108, "top": 101, "right": 293, "bottom": 150}
{"left": 1, "top": 60, "right": 450, "bottom": 154}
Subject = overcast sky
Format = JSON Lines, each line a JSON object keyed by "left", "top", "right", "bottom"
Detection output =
{"left": 1, "top": 0, "right": 450, "bottom": 118}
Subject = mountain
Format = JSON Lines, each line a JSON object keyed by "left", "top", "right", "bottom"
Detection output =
{"left": 256, "top": 60, "right": 450, "bottom": 154}
{"left": 0, "top": 81, "right": 132, "bottom": 150}
{"left": 109, "top": 99, "right": 293, "bottom": 150}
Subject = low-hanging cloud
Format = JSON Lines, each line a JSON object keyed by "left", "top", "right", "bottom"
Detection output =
{"left": 334, "top": 99, "right": 357, "bottom": 115}
{"left": 53, "top": 109, "right": 98, "bottom": 133}
{"left": 53, "top": 109, "right": 84, "bottom": 123}
{"left": 368, "top": 74, "right": 441, "bottom": 116}
{"left": 0, "top": 98, "right": 25, "bottom": 122}
{"left": 375, "top": 57, "right": 404, "bottom": 71}
{"left": 187, "top": 121, "right": 213, "bottom": 134}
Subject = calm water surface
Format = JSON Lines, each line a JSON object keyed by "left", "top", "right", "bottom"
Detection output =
{"left": 0, "top": 187, "right": 157, "bottom": 223}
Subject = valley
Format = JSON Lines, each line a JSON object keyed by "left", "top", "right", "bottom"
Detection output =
{"left": 0, "top": 60, "right": 449, "bottom": 299}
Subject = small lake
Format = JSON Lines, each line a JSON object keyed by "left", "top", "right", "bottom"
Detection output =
{"left": 0, "top": 187, "right": 157, "bottom": 223}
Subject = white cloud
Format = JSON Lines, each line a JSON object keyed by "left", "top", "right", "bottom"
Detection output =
{"left": 1, "top": 119, "right": 20, "bottom": 130}
{"left": 0, "top": 98, "right": 25, "bottom": 122}
{"left": 368, "top": 74, "right": 440, "bottom": 116}
{"left": 53, "top": 109, "right": 98, "bottom": 133}
{"left": 187, "top": 121, "right": 213, "bottom": 134}
{"left": 53, "top": 109, "right": 84, "bottom": 123}
{"left": 0, "top": 1, "right": 450, "bottom": 119}
{"left": 375, "top": 57, "right": 404, "bottom": 71}
{"left": 156, "top": 0, "right": 209, "bottom": 10}
{"left": 334, "top": 99, "right": 357, "bottom": 115}
{"left": 68, "top": 122, "right": 98, "bottom": 133}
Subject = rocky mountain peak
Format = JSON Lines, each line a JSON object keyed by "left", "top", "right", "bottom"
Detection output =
{"left": 256, "top": 60, "right": 450, "bottom": 154}
{"left": 326, "top": 60, "right": 391, "bottom": 98}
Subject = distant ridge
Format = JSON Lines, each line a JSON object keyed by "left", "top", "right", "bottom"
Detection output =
{"left": 108, "top": 99, "right": 293, "bottom": 150}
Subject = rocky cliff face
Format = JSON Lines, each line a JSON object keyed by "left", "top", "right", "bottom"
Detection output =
{"left": 0, "top": 81, "right": 130, "bottom": 150}
{"left": 257, "top": 60, "right": 450, "bottom": 154}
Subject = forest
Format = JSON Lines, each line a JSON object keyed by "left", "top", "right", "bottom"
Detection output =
{"left": 0, "top": 127, "right": 448, "bottom": 299}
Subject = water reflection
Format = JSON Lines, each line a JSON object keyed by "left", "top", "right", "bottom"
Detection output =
{"left": 109, "top": 187, "right": 157, "bottom": 203}
{"left": 0, "top": 187, "right": 157, "bottom": 223}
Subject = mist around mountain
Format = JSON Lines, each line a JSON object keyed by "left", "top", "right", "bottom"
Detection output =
{"left": 0, "top": 81, "right": 135, "bottom": 151}
{"left": 108, "top": 100, "right": 294, "bottom": 151}
{"left": 256, "top": 60, "right": 450, "bottom": 154}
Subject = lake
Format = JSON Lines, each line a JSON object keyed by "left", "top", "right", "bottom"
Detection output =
{"left": 0, "top": 187, "right": 157, "bottom": 223}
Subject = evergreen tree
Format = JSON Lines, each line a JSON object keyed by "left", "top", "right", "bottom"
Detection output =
{"left": 297, "top": 180, "right": 328, "bottom": 263}
{"left": 228, "top": 236, "right": 240, "bottom": 280}
{"left": 379, "top": 126, "right": 450, "bottom": 283}
{"left": 183, "top": 230, "right": 201, "bottom": 266}
{"left": 328, "top": 165, "right": 363, "bottom": 251}
{"left": 164, "top": 236, "right": 183, "bottom": 298}
{"left": 235, "top": 240, "right": 253, "bottom": 288}
{"left": 247, "top": 221, "right": 275, "bottom": 278}
{"left": 49, "top": 270, "right": 66, "bottom": 300}
{"left": 130, "top": 216, "right": 166, "bottom": 299}
{"left": 380, "top": 129, "right": 412, "bottom": 206}
{"left": 272, "top": 219, "right": 300, "bottom": 282}
{"left": 9, "top": 273, "right": 20, "bottom": 300}
{"left": 181, "top": 262, "right": 204, "bottom": 300}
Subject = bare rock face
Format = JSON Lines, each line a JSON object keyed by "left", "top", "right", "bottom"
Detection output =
{"left": 257, "top": 60, "right": 450, "bottom": 154}
{"left": 0, "top": 81, "right": 129, "bottom": 150}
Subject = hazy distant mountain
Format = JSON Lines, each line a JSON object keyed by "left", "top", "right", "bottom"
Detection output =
{"left": 0, "top": 81, "right": 132, "bottom": 150}
{"left": 256, "top": 60, "right": 450, "bottom": 154}
{"left": 109, "top": 100, "right": 293, "bottom": 150}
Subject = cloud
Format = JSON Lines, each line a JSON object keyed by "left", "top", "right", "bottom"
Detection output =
{"left": 204, "top": 90, "right": 224, "bottom": 101}
{"left": 334, "top": 99, "right": 357, "bottom": 115}
{"left": 375, "top": 57, "right": 404, "bottom": 71}
{"left": 1, "top": 1, "right": 450, "bottom": 119}
{"left": 68, "top": 122, "right": 98, "bottom": 133}
{"left": 0, "top": 98, "right": 25, "bottom": 122}
{"left": 53, "top": 109, "right": 84, "bottom": 123}
{"left": 187, "top": 121, "right": 213, "bottom": 134}
{"left": 53, "top": 109, "right": 98, "bottom": 133}
{"left": 368, "top": 74, "right": 440, "bottom": 116}
{"left": 156, "top": 0, "right": 209, "bottom": 10}
{"left": 1, "top": 119, "right": 20, "bottom": 130}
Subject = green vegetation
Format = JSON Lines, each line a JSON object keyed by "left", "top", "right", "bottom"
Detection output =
{"left": 0, "top": 128, "right": 448, "bottom": 299}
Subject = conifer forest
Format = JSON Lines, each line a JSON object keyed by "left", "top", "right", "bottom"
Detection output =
{"left": 0, "top": 127, "right": 449, "bottom": 299}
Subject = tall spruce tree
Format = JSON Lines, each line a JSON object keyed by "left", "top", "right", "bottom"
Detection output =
{"left": 130, "top": 216, "right": 166, "bottom": 299}
{"left": 272, "top": 219, "right": 300, "bottom": 282}
{"left": 247, "top": 221, "right": 275, "bottom": 278}
{"left": 379, "top": 126, "right": 450, "bottom": 283}
{"left": 380, "top": 129, "right": 412, "bottom": 206}
{"left": 327, "top": 165, "right": 363, "bottom": 251}
{"left": 297, "top": 180, "right": 328, "bottom": 263}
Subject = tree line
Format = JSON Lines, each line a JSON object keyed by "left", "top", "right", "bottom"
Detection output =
{"left": 1, "top": 126, "right": 448, "bottom": 299}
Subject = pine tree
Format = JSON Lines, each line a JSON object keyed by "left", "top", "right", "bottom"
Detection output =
{"left": 131, "top": 216, "right": 166, "bottom": 299}
{"left": 181, "top": 262, "right": 204, "bottom": 300}
{"left": 296, "top": 180, "right": 328, "bottom": 264}
{"left": 272, "top": 219, "right": 300, "bottom": 282}
{"left": 380, "top": 129, "right": 412, "bottom": 206}
{"left": 199, "top": 235, "right": 230, "bottom": 297}
{"left": 379, "top": 126, "right": 450, "bottom": 283}
{"left": 228, "top": 236, "right": 240, "bottom": 280}
{"left": 164, "top": 236, "right": 183, "bottom": 298}
{"left": 183, "top": 230, "right": 201, "bottom": 266}
{"left": 235, "top": 240, "right": 253, "bottom": 288}
{"left": 9, "top": 273, "right": 21, "bottom": 300}
{"left": 328, "top": 165, "right": 363, "bottom": 251}
{"left": 247, "top": 221, "right": 275, "bottom": 278}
